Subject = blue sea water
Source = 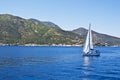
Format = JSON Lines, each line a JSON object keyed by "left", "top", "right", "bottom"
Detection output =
{"left": 0, "top": 46, "right": 120, "bottom": 80}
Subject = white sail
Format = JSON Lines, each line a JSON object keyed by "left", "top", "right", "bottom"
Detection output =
{"left": 89, "top": 24, "right": 93, "bottom": 49}
{"left": 83, "top": 24, "right": 93, "bottom": 54}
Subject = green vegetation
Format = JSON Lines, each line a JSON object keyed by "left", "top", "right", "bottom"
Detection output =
{"left": 0, "top": 14, "right": 81, "bottom": 45}
{"left": 0, "top": 14, "right": 120, "bottom": 46}
{"left": 72, "top": 28, "right": 120, "bottom": 46}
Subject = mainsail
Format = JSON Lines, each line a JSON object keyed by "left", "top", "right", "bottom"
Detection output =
{"left": 83, "top": 24, "right": 93, "bottom": 54}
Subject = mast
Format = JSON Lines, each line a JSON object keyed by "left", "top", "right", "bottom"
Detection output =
{"left": 89, "top": 23, "right": 93, "bottom": 50}
{"left": 88, "top": 23, "right": 91, "bottom": 51}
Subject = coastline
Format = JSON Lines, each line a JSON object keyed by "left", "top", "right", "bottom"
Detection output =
{"left": 0, "top": 43, "right": 119, "bottom": 47}
{"left": 0, "top": 43, "right": 83, "bottom": 47}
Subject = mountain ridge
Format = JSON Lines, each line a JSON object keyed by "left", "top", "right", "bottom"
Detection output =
{"left": 0, "top": 14, "right": 82, "bottom": 45}
{"left": 72, "top": 28, "right": 120, "bottom": 46}
{"left": 29, "top": 18, "right": 61, "bottom": 29}
{"left": 0, "top": 14, "right": 120, "bottom": 46}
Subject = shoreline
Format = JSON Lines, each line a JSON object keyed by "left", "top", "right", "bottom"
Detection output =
{"left": 0, "top": 44, "right": 83, "bottom": 47}
{"left": 0, "top": 43, "right": 83, "bottom": 47}
{"left": 0, "top": 43, "right": 119, "bottom": 47}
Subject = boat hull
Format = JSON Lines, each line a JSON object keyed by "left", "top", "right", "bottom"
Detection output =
{"left": 83, "top": 52, "right": 100, "bottom": 56}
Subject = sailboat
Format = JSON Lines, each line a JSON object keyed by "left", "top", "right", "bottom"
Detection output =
{"left": 83, "top": 24, "right": 100, "bottom": 56}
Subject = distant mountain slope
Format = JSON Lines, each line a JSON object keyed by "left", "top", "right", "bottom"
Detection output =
{"left": 0, "top": 14, "right": 81, "bottom": 45}
{"left": 29, "top": 18, "right": 61, "bottom": 29}
{"left": 73, "top": 28, "right": 120, "bottom": 46}
{"left": 0, "top": 14, "right": 120, "bottom": 46}
{"left": 42, "top": 21, "right": 61, "bottom": 29}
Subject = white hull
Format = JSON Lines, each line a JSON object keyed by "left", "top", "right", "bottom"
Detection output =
{"left": 83, "top": 52, "right": 100, "bottom": 56}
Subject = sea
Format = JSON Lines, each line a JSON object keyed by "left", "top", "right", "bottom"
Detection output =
{"left": 0, "top": 46, "right": 120, "bottom": 80}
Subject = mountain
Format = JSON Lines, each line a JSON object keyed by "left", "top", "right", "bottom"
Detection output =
{"left": 42, "top": 21, "right": 61, "bottom": 29}
{"left": 0, "top": 14, "right": 120, "bottom": 46}
{"left": 0, "top": 14, "right": 81, "bottom": 45}
{"left": 29, "top": 19, "right": 61, "bottom": 29}
{"left": 72, "top": 28, "right": 120, "bottom": 46}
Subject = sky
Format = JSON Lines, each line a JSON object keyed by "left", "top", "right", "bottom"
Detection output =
{"left": 0, "top": 0, "right": 120, "bottom": 37}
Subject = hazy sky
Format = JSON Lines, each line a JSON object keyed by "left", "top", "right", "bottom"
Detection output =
{"left": 0, "top": 0, "right": 120, "bottom": 37}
